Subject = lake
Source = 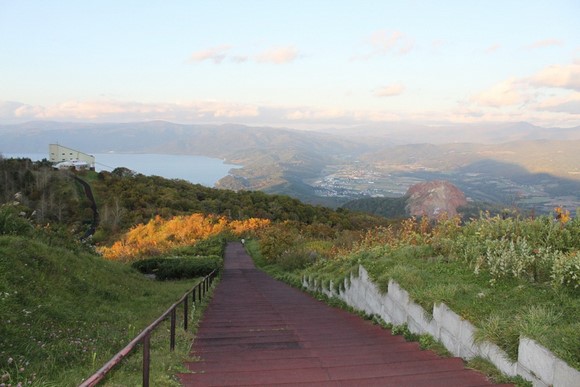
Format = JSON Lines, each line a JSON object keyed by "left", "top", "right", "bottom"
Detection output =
{"left": 2, "top": 153, "right": 240, "bottom": 187}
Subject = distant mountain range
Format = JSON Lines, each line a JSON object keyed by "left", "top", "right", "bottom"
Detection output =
{"left": 1, "top": 120, "right": 579, "bottom": 211}
{"left": 318, "top": 121, "right": 580, "bottom": 145}
{"left": 0, "top": 120, "right": 367, "bottom": 156}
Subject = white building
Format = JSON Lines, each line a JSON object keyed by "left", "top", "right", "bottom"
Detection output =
{"left": 49, "top": 144, "right": 95, "bottom": 170}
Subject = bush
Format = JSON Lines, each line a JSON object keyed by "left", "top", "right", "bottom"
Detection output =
{"left": 552, "top": 251, "right": 580, "bottom": 290}
{"left": 170, "top": 234, "right": 226, "bottom": 257}
{"left": 433, "top": 212, "right": 580, "bottom": 290}
{"left": 0, "top": 207, "right": 32, "bottom": 236}
{"left": 132, "top": 255, "right": 223, "bottom": 280}
{"left": 476, "top": 237, "right": 554, "bottom": 283}
{"left": 277, "top": 246, "right": 318, "bottom": 271}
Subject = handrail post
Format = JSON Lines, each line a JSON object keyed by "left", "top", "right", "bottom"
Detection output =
{"left": 143, "top": 333, "right": 151, "bottom": 387}
{"left": 170, "top": 308, "right": 176, "bottom": 351}
{"left": 183, "top": 294, "right": 189, "bottom": 331}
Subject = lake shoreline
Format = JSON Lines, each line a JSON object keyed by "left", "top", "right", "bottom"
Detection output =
{"left": 2, "top": 153, "right": 240, "bottom": 187}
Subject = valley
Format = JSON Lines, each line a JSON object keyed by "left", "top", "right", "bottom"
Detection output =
{"left": 2, "top": 120, "right": 579, "bottom": 215}
{"left": 310, "top": 161, "right": 580, "bottom": 213}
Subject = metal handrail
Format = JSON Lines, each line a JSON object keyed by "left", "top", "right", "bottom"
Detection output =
{"left": 79, "top": 270, "right": 218, "bottom": 387}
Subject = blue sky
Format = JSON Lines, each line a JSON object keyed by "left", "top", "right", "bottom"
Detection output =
{"left": 1, "top": 0, "right": 579, "bottom": 128}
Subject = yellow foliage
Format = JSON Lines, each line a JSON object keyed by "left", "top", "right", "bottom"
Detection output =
{"left": 99, "top": 214, "right": 270, "bottom": 262}
{"left": 554, "top": 206, "right": 570, "bottom": 225}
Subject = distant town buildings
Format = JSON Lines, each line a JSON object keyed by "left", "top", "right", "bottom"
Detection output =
{"left": 49, "top": 144, "right": 95, "bottom": 170}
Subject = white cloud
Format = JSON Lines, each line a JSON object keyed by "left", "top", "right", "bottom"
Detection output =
{"left": 525, "top": 38, "right": 563, "bottom": 50}
{"left": 353, "top": 30, "right": 414, "bottom": 60}
{"left": 0, "top": 101, "right": 44, "bottom": 121}
{"left": 0, "top": 100, "right": 260, "bottom": 123}
{"left": 463, "top": 61, "right": 580, "bottom": 126}
{"left": 535, "top": 92, "right": 580, "bottom": 114}
{"left": 189, "top": 45, "right": 232, "bottom": 64}
{"left": 374, "top": 84, "right": 405, "bottom": 97}
{"left": 370, "top": 30, "right": 403, "bottom": 53}
{"left": 530, "top": 63, "right": 580, "bottom": 91}
{"left": 485, "top": 44, "right": 501, "bottom": 54}
{"left": 470, "top": 78, "right": 527, "bottom": 107}
{"left": 256, "top": 46, "right": 299, "bottom": 64}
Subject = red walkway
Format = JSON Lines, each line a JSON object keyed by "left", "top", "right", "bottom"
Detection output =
{"left": 179, "top": 243, "right": 506, "bottom": 386}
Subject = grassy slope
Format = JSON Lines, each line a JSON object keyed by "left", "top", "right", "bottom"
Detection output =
{"left": 247, "top": 236, "right": 579, "bottom": 372}
{"left": 301, "top": 244, "right": 580, "bottom": 370}
{"left": 0, "top": 235, "right": 197, "bottom": 386}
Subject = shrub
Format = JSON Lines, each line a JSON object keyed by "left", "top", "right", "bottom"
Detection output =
{"left": 0, "top": 207, "right": 32, "bottom": 236}
{"left": 258, "top": 223, "right": 300, "bottom": 262}
{"left": 170, "top": 234, "right": 226, "bottom": 257}
{"left": 476, "top": 237, "right": 554, "bottom": 283}
{"left": 276, "top": 246, "right": 318, "bottom": 271}
{"left": 551, "top": 251, "right": 580, "bottom": 290}
{"left": 131, "top": 255, "right": 223, "bottom": 280}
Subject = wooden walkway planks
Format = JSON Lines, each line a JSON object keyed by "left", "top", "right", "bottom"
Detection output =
{"left": 179, "top": 242, "right": 506, "bottom": 386}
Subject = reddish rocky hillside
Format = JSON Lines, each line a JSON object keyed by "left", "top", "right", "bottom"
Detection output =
{"left": 405, "top": 181, "right": 467, "bottom": 219}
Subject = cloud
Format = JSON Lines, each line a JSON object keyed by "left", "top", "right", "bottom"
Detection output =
{"left": 189, "top": 45, "right": 232, "bottom": 64}
{"left": 189, "top": 45, "right": 299, "bottom": 65}
{"left": 535, "top": 92, "right": 580, "bottom": 114}
{"left": 256, "top": 46, "right": 299, "bottom": 64}
{"left": 470, "top": 78, "right": 528, "bottom": 107}
{"left": 525, "top": 38, "right": 563, "bottom": 50}
{"left": 0, "top": 101, "right": 44, "bottom": 121}
{"left": 230, "top": 55, "right": 249, "bottom": 63}
{"left": 354, "top": 30, "right": 414, "bottom": 60}
{"left": 529, "top": 63, "right": 580, "bottom": 91}
{"left": 464, "top": 61, "right": 580, "bottom": 126}
{"left": 485, "top": 44, "right": 501, "bottom": 54}
{"left": 374, "top": 84, "right": 405, "bottom": 97}
{"left": 0, "top": 100, "right": 260, "bottom": 123}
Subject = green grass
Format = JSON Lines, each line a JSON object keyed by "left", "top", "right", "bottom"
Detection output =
{"left": 0, "top": 235, "right": 209, "bottom": 386}
{"left": 248, "top": 237, "right": 579, "bottom": 373}
{"left": 100, "top": 277, "right": 218, "bottom": 387}
{"left": 301, "top": 244, "right": 580, "bottom": 369}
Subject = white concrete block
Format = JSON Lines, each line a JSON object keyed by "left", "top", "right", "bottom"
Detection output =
{"left": 388, "top": 280, "right": 410, "bottom": 305}
{"left": 390, "top": 301, "right": 408, "bottom": 325}
{"left": 519, "top": 338, "right": 555, "bottom": 385}
{"left": 515, "top": 364, "right": 547, "bottom": 387}
{"left": 406, "top": 303, "right": 431, "bottom": 334}
{"left": 478, "top": 341, "right": 517, "bottom": 377}
{"left": 439, "top": 327, "right": 460, "bottom": 357}
{"left": 379, "top": 303, "right": 393, "bottom": 324}
{"left": 359, "top": 266, "right": 370, "bottom": 282}
{"left": 457, "top": 320, "right": 478, "bottom": 359}
{"left": 433, "top": 303, "right": 462, "bottom": 337}
{"left": 554, "top": 358, "right": 580, "bottom": 387}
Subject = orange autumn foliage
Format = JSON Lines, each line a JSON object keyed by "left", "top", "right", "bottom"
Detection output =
{"left": 99, "top": 214, "right": 270, "bottom": 262}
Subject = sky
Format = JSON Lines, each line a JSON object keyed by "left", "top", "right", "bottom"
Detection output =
{"left": 1, "top": 0, "right": 579, "bottom": 129}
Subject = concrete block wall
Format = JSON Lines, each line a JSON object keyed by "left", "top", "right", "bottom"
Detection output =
{"left": 303, "top": 266, "right": 580, "bottom": 387}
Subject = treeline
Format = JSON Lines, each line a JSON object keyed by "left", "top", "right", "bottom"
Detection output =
{"left": 342, "top": 196, "right": 409, "bottom": 219}
{"left": 0, "top": 157, "right": 92, "bottom": 228}
{"left": 90, "top": 167, "right": 385, "bottom": 240}
{"left": 0, "top": 159, "right": 386, "bottom": 243}
{"left": 342, "top": 195, "right": 515, "bottom": 221}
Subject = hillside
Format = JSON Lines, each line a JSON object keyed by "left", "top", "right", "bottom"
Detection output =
{"left": 361, "top": 140, "right": 580, "bottom": 181}
{"left": 0, "top": 157, "right": 387, "bottom": 244}
{"left": 1, "top": 121, "right": 579, "bottom": 211}
{"left": 343, "top": 181, "right": 470, "bottom": 219}
{"left": 0, "top": 120, "right": 369, "bottom": 158}
{"left": 0, "top": 234, "right": 196, "bottom": 385}
{"left": 319, "top": 122, "right": 580, "bottom": 145}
